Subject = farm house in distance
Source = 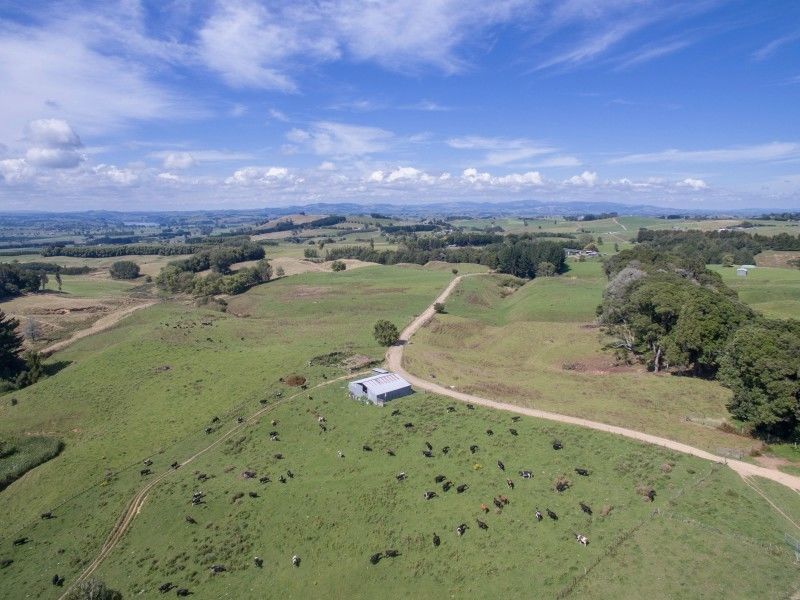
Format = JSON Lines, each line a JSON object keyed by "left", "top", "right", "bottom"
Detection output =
{"left": 348, "top": 369, "right": 412, "bottom": 406}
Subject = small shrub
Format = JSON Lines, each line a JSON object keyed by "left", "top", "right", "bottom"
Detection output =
{"left": 373, "top": 320, "right": 399, "bottom": 346}
{"left": 433, "top": 302, "right": 446, "bottom": 314}
{"left": 553, "top": 474, "right": 571, "bottom": 492}
{"left": 275, "top": 266, "right": 285, "bottom": 277}
{"left": 660, "top": 462, "right": 673, "bottom": 473}
{"left": 64, "top": 579, "right": 122, "bottom": 600}
{"left": 109, "top": 260, "right": 140, "bottom": 279}
{"left": 331, "top": 260, "right": 346, "bottom": 272}
{"left": 635, "top": 483, "right": 656, "bottom": 502}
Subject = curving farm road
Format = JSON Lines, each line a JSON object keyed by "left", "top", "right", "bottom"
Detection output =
{"left": 386, "top": 275, "right": 800, "bottom": 493}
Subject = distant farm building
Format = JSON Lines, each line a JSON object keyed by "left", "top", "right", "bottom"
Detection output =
{"left": 737, "top": 265, "right": 755, "bottom": 276}
{"left": 348, "top": 370, "right": 412, "bottom": 406}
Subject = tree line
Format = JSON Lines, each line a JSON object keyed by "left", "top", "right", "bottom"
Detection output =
{"left": 598, "top": 245, "right": 800, "bottom": 441}
{"left": 42, "top": 243, "right": 206, "bottom": 258}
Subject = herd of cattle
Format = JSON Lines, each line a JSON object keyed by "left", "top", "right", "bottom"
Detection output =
{"left": 6, "top": 395, "right": 644, "bottom": 598}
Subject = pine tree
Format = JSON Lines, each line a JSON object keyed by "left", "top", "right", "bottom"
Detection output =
{"left": 0, "top": 310, "right": 24, "bottom": 380}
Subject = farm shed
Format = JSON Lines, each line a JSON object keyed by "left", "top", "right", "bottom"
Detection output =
{"left": 348, "top": 371, "right": 412, "bottom": 406}
{"left": 736, "top": 266, "right": 749, "bottom": 277}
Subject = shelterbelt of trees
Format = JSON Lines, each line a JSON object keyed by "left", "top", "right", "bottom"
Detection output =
{"left": 636, "top": 228, "right": 800, "bottom": 266}
{"left": 327, "top": 235, "right": 569, "bottom": 279}
{"left": 598, "top": 244, "right": 800, "bottom": 442}
{"left": 155, "top": 241, "right": 272, "bottom": 297}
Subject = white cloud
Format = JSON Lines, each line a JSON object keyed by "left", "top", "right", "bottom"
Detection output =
{"left": 447, "top": 135, "right": 557, "bottom": 166}
{"left": 23, "top": 119, "right": 84, "bottom": 168}
{"left": 157, "top": 172, "right": 181, "bottom": 182}
{"left": 94, "top": 164, "right": 140, "bottom": 185}
{"left": 25, "top": 147, "right": 83, "bottom": 169}
{"left": 678, "top": 177, "right": 708, "bottom": 190}
{"left": 461, "top": 167, "right": 543, "bottom": 186}
{"left": 163, "top": 152, "right": 195, "bottom": 170}
{"left": 318, "top": 161, "right": 336, "bottom": 171}
{"left": 0, "top": 158, "right": 35, "bottom": 183}
{"left": 386, "top": 166, "right": 424, "bottom": 182}
{"left": 610, "top": 142, "right": 800, "bottom": 164}
{"left": 287, "top": 121, "right": 392, "bottom": 156}
{"left": 367, "top": 170, "right": 384, "bottom": 182}
{"left": 269, "top": 108, "right": 289, "bottom": 121}
{"left": 565, "top": 171, "right": 598, "bottom": 186}
{"left": 225, "top": 166, "right": 294, "bottom": 185}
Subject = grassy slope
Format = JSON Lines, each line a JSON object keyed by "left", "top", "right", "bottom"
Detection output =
{"left": 709, "top": 264, "right": 800, "bottom": 320}
{"left": 2, "top": 263, "right": 799, "bottom": 598}
{"left": 404, "top": 262, "right": 759, "bottom": 455}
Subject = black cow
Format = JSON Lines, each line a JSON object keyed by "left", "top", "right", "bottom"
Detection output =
{"left": 171, "top": 461, "right": 180, "bottom": 469}
{"left": 469, "top": 445, "right": 479, "bottom": 454}
{"left": 497, "top": 460, "right": 505, "bottom": 471}
{"left": 552, "top": 439, "right": 563, "bottom": 450}
{"left": 274, "top": 453, "right": 284, "bottom": 459}
{"left": 425, "top": 441, "right": 433, "bottom": 451}
{"left": 511, "top": 416, "right": 521, "bottom": 422}
{"left": 433, "top": 533, "right": 440, "bottom": 547}
{"left": 546, "top": 509, "right": 558, "bottom": 521}
{"left": 387, "top": 449, "right": 396, "bottom": 456}
{"left": 211, "top": 416, "right": 220, "bottom": 423}
{"left": 441, "top": 446, "right": 450, "bottom": 455}
{"left": 363, "top": 445, "right": 373, "bottom": 452}
{"left": 254, "top": 557, "right": 264, "bottom": 568}
{"left": 396, "top": 472, "right": 407, "bottom": 481}
{"left": 185, "top": 516, "right": 197, "bottom": 524}
{"left": 248, "top": 491, "right": 258, "bottom": 498}
{"left": 204, "top": 427, "right": 213, "bottom": 434}
{"left": 535, "top": 510, "right": 543, "bottom": 521}
{"left": 51, "top": 574, "right": 63, "bottom": 586}
{"left": 422, "top": 450, "right": 433, "bottom": 458}
{"left": 434, "top": 475, "right": 446, "bottom": 483}
{"left": 456, "top": 484, "right": 468, "bottom": 493}
{"left": 442, "top": 481, "right": 453, "bottom": 492}
{"left": 0, "top": 559, "right": 13, "bottom": 569}
{"left": 384, "top": 549, "right": 399, "bottom": 558}
{"left": 447, "top": 406, "right": 456, "bottom": 413}
{"left": 423, "top": 491, "right": 437, "bottom": 500}
{"left": 466, "top": 404, "right": 475, "bottom": 410}
{"left": 210, "top": 564, "right": 226, "bottom": 574}
{"left": 259, "top": 476, "right": 271, "bottom": 484}
{"left": 509, "top": 428, "right": 518, "bottom": 436}
{"left": 13, "top": 537, "right": 29, "bottom": 546}
{"left": 159, "top": 582, "right": 174, "bottom": 593}
{"left": 140, "top": 468, "right": 151, "bottom": 476}
{"left": 404, "top": 422, "right": 414, "bottom": 429}
{"left": 519, "top": 470, "right": 533, "bottom": 479}
{"left": 486, "top": 429, "right": 494, "bottom": 436}
{"left": 579, "top": 502, "right": 592, "bottom": 515}
{"left": 40, "top": 511, "right": 53, "bottom": 520}
{"left": 176, "top": 588, "right": 191, "bottom": 596}
{"left": 575, "top": 468, "right": 589, "bottom": 477}
{"left": 456, "top": 523, "right": 468, "bottom": 536}
{"left": 391, "top": 409, "right": 401, "bottom": 416}
{"left": 370, "top": 552, "right": 382, "bottom": 565}
{"left": 476, "top": 519, "right": 488, "bottom": 530}
{"left": 237, "top": 416, "right": 244, "bottom": 424}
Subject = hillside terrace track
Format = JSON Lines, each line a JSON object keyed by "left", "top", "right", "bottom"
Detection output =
{"left": 58, "top": 370, "right": 368, "bottom": 600}
{"left": 386, "top": 275, "right": 800, "bottom": 495}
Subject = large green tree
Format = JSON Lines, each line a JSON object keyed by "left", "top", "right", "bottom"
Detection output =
{"left": 373, "top": 320, "right": 400, "bottom": 346}
{"left": 719, "top": 320, "right": 800, "bottom": 440}
{"left": 0, "top": 310, "right": 24, "bottom": 380}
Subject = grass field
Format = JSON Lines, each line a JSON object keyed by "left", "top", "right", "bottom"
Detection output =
{"left": 2, "top": 263, "right": 800, "bottom": 598}
{"left": 0, "top": 435, "right": 63, "bottom": 491}
{"left": 709, "top": 264, "right": 800, "bottom": 320}
{"left": 404, "top": 264, "right": 764, "bottom": 456}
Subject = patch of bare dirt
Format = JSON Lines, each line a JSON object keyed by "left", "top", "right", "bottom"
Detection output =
{"left": 343, "top": 354, "right": 375, "bottom": 370}
{"left": 281, "top": 374, "right": 307, "bottom": 386}
{"left": 754, "top": 455, "right": 795, "bottom": 470}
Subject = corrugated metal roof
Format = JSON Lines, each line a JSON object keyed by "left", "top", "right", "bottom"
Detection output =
{"left": 351, "top": 372, "right": 411, "bottom": 396}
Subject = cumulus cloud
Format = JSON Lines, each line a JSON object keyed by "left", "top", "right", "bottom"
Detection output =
{"left": 23, "top": 119, "right": 84, "bottom": 168}
{"left": 94, "top": 164, "right": 140, "bottom": 185}
{"left": 461, "top": 167, "right": 543, "bottom": 186}
{"left": 0, "top": 158, "right": 35, "bottom": 183}
{"left": 565, "top": 171, "right": 598, "bottom": 186}
{"left": 678, "top": 177, "right": 708, "bottom": 190}
{"left": 225, "top": 166, "right": 295, "bottom": 185}
{"left": 318, "top": 161, "right": 336, "bottom": 170}
{"left": 163, "top": 152, "right": 195, "bottom": 170}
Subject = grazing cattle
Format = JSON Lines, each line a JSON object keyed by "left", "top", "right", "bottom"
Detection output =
{"left": 363, "top": 445, "right": 373, "bottom": 452}
{"left": 506, "top": 479, "right": 514, "bottom": 489}
{"left": 319, "top": 424, "right": 327, "bottom": 432}
{"left": 575, "top": 468, "right": 589, "bottom": 477}
{"left": 370, "top": 552, "right": 382, "bottom": 565}
{"left": 51, "top": 574, "right": 62, "bottom": 586}
{"left": 423, "top": 491, "right": 437, "bottom": 500}
{"left": 456, "top": 484, "right": 468, "bottom": 493}
{"left": 575, "top": 533, "right": 589, "bottom": 546}
{"left": 171, "top": 462, "right": 180, "bottom": 469}
{"left": 493, "top": 498, "right": 503, "bottom": 509}
{"left": 433, "top": 533, "right": 440, "bottom": 547}
{"left": 387, "top": 449, "right": 396, "bottom": 456}
{"left": 185, "top": 516, "right": 197, "bottom": 524}
{"left": 40, "top": 511, "right": 53, "bottom": 520}
{"left": 476, "top": 519, "right": 488, "bottom": 530}
{"left": 470, "top": 445, "right": 479, "bottom": 454}
{"left": 480, "top": 503, "right": 490, "bottom": 513}
{"left": 486, "top": 429, "right": 494, "bottom": 436}
{"left": 143, "top": 459, "right": 153, "bottom": 466}
{"left": 197, "top": 473, "right": 208, "bottom": 482}
{"left": 254, "top": 556, "right": 263, "bottom": 568}
{"left": 318, "top": 416, "right": 326, "bottom": 423}
{"left": 511, "top": 416, "right": 521, "bottom": 422}
{"left": 243, "top": 470, "right": 256, "bottom": 479}
{"left": 271, "top": 419, "right": 277, "bottom": 426}
{"left": 248, "top": 492, "right": 258, "bottom": 498}
{"left": 204, "top": 427, "right": 213, "bottom": 434}
{"left": 442, "top": 481, "right": 453, "bottom": 492}
{"left": 519, "top": 470, "right": 533, "bottom": 479}
{"left": 337, "top": 450, "right": 344, "bottom": 459}
{"left": 498, "top": 495, "right": 509, "bottom": 505}
{"left": 535, "top": 510, "right": 543, "bottom": 521}
{"left": 447, "top": 406, "right": 456, "bottom": 413}
{"left": 434, "top": 475, "right": 446, "bottom": 483}
{"left": 466, "top": 404, "right": 475, "bottom": 410}
{"left": 509, "top": 428, "right": 518, "bottom": 436}
{"left": 497, "top": 460, "right": 505, "bottom": 471}
{"left": 442, "top": 446, "right": 450, "bottom": 455}
{"left": 579, "top": 502, "right": 592, "bottom": 515}
{"left": 425, "top": 441, "right": 433, "bottom": 451}
{"left": 546, "top": 509, "right": 558, "bottom": 521}
{"left": 159, "top": 582, "right": 173, "bottom": 593}
{"left": 210, "top": 565, "right": 226, "bottom": 574}
{"left": 270, "top": 434, "right": 279, "bottom": 441}
{"left": 259, "top": 476, "right": 271, "bottom": 484}
{"left": 396, "top": 472, "right": 407, "bottom": 481}
{"left": 140, "top": 468, "right": 152, "bottom": 476}
{"left": 0, "top": 559, "right": 13, "bottom": 569}
{"left": 292, "top": 555, "right": 301, "bottom": 567}
{"left": 552, "top": 439, "right": 563, "bottom": 450}
{"left": 259, "top": 399, "right": 268, "bottom": 405}
{"left": 237, "top": 417, "right": 244, "bottom": 424}
{"left": 456, "top": 523, "right": 468, "bottom": 536}
{"left": 279, "top": 475, "right": 287, "bottom": 484}
{"left": 391, "top": 409, "right": 401, "bottom": 416}
{"left": 287, "top": 470, "right": 294, "bottom": 478}
{"left": 176, "top": 589, "right": 190, "bottom": 597}
{"left": 384, "top": 549, "right": 399, "bottom": 558}
{"left": 422, "top": 450, "right": 433, "bottom": 458}
{"left": 274, "top": 453, "right": 284, "bottom": 459}
{"left": 211, "top": 417, "right": 220, "bottom": 423}
{"left": 404, "top": 422, "right": 414, "bottom": 429}
{"left": 647, "top": 489, "right": 657, "bottom": 501}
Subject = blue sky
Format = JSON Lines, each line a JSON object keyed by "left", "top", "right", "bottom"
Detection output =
{"left": 0, "top": 0, "right": 798, "bottom": 211}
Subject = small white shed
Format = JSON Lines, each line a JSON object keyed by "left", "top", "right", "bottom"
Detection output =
{"left": 736, "top": 266, "right": 749, "bottom": 277}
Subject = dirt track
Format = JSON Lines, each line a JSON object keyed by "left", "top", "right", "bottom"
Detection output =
{"left": 41, "top": 300, "right": 157, "bottom": 357}
{"left": 386, "top": 275, "right": 800, "bottom": 493}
